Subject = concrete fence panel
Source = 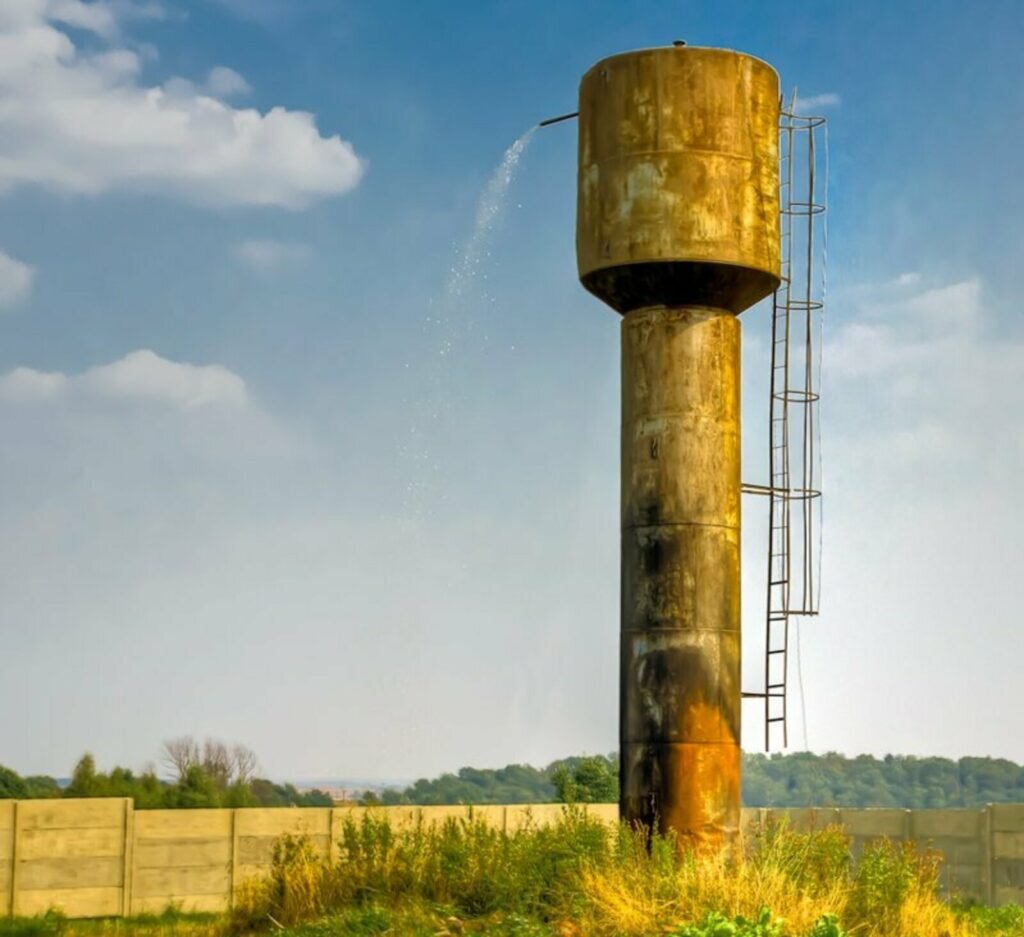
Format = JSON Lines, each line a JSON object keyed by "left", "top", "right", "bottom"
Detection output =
{"left": 911, "top": 809, "right": 986, "bottom": 899}
{"left": 234, "top": 807, "right": 332, "bottom": 890}
{"left": 131, "top": 808, "right": 232, "bottom": 915}
{"left": 11, "top": 798, "right": 129, "bottom": 919}
{"left": 991, "top": 804, "right": 1024, "bottom": 906}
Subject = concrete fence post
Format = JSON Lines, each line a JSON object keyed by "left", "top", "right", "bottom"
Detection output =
{"left": 9, "top": 801, "right": 22, "bottom": 918}
{"left": 229, "top": 808, "right": 240, "bottom": 910}
{"left": 121, "top": 798, "right": 135, "bottom": 918}
{"left": 6, "top": 801, "right": 18, "bottom": 918}
{"left": 984, "top": 804, "right": 995, "bottom": 906}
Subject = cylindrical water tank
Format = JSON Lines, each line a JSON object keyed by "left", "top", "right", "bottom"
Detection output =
{"left": 577, "top": 46, "right": 781, "bottom": 315}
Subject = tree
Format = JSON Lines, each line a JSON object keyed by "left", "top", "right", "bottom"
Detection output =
{"left": 67, "top": 754, "right": 99, "bottom": 797}
{"left": 162, "top": 736, "right": 259, "bottom": 795}
{"left": 23, "top": 776, "right": 61, "bottom": 799}
{"left": 201, "top": 740, "right": 233, "bottom": 789}
{"left": 231, "top": 744, "right": 258, "bottom": 784}
{"left": 552, "top": 755, "right": 618, "bottom": 804}
{"left": 162, "top": 737, "right": 200, "bottom": 782}
{"left": 165, "top": 764, "right": 221, "bottom": 808}
{"left": 0, "top": 765, "right": 28, "bottom": 799}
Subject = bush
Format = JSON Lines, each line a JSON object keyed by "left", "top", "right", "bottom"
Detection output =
{"left": 232, "top": 812, "right": 972, "bottom": 937}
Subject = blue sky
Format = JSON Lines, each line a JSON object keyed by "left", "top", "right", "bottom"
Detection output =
{"left": 0, "top": 0, "right": 1022, "bottom": 782}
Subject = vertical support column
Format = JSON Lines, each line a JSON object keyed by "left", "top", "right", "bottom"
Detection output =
{"left": 121, "top": 798, "right": 135, "bottom": 918}
{"left": 620, "top": 305, "right": 742, "bottom": 851}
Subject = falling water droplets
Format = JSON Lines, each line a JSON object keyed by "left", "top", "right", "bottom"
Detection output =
{"left": 442, "top": 127, "right": 537, "bottom": 313}
{"left": 401, "top": 128, "right": 538, "bottom": 518}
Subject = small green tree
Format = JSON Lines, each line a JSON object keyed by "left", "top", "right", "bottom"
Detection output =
{"left": 551, "top": 755, "right": 618, "bottom": 804}
{"left": 67, "top": 754, "right": 99, "bottom": 797}
{"left": 0, "top": 765, "right": 28, "bottom": 799}
{"left": 166, "top": 764, "right": 221, "bottom": 808}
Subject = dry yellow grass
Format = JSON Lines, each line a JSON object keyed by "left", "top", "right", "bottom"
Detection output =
{"left": 230, "top": 811, "right": 983, "bottom": 937}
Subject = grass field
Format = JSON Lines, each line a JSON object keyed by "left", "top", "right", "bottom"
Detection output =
{"left": 2, "top": 810, "right": 1023, "bottom": 936}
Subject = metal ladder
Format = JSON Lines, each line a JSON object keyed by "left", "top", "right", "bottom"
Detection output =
{"left": 742, "top": 101, "right": 825, "bottom": 751}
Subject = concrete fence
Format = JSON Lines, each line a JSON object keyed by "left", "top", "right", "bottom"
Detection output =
{"left": 2, "top": 800, "right": 1023, "bottom": 919}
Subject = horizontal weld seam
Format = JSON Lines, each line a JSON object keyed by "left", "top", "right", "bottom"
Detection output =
{"left": 621, "top": 627, "right": 741, "bottom": 633}
{"left": 621, "top": 740, "right": 740, "bottom": 746}
{"left": 622, "top": 521, "right": 739, "bottom": 531}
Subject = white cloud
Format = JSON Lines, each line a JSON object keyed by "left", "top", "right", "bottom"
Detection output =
{"left": 42, "top": 0, "right": 167, "bottom": 37}
{"left": 0, "top": 2, "right": 364, "bottom": 208}
{"left": 206, "top": 65, "right": 249, "bottom": 98}
{"left": 0, "top": 250, "right": 35, "bottom": 307}
{"left": 233, "top": 238, "right": 311, "bottom": 273}
{"left": 826, "top": 278, "right": 981, "bottom": 380}
{"left": 825, "top": 277, "right": 1005, "bottom": 455}
{"left": 0, "top": 349, "right": 247, "bottom": 408}
{"left": 0, "top": 366, "right": 67, "bottom": 399}
{"left": 793, "top": 92, "right": 840, "bottom": 113}
{"left": 46, "top": 0, "right": 119, "bottom": 37}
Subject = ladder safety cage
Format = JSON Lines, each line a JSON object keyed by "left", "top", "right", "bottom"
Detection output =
{"left": 741, "top": 96, "right": 827, "bottom": 752}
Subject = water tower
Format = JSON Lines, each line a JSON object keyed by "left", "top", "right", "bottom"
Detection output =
{"left": 575, "top": 45, "right": 786, "bottom": 849}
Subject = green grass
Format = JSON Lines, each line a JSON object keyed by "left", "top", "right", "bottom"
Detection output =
{"left": 0, "top": 909, "right": 223, "bottom": 937}
{"left": 0, "top": 907, "right": 555, "bottom": 937}
{"left": 957, "top": 903, "right": 1024, "bottom": 935}
{"left": 2, "top": 903, "right": 1024, "bottom": 937}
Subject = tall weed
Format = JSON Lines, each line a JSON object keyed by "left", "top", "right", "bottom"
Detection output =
{"left": 233, "top": 811, "right": 979, "bottom": 937}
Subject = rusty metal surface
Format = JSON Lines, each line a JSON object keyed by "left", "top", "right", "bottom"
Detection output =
{"left": 574, "top": 43, "right": 781, "bottom": 853}
{"left": 621, "top": 306, "right": 740, "bottom": 529}
{"left": 577, "top": 46, "right": 781, "bottom": 314}
{"left": 621, "top": 742, "right": 741, "bottom": 849}
{"left": 619, "top": 305, "right": 742, "bottom": 851}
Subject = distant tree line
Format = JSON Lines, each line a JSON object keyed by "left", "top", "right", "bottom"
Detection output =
{"left": 367, "top": 752, "right": 1024, "bottom": 808}
{"left": 0, "top": 736, "right": 333, "bottom": 808}
{"left": 7, "top": 747, "right": 1024, "bottom": 810}
{"left": 365, "top": 755, "right": 616, "bottom": 806}
{"left": 743, "top": 751, "right": 1024, "bottom": 808}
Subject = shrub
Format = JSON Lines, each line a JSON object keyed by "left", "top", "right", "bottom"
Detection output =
{"left": 232, "top": 811, "right": 978, "bottom": 937}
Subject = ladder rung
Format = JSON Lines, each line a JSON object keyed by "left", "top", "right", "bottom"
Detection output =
{"left": 767, "top": 683, "right": 786, "bottom": 689}
{"left": 768, "top": 648, "right": 787, "bottom": 655}
{"left": 768, "top": 717, "right": 786, "bottom": 724}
